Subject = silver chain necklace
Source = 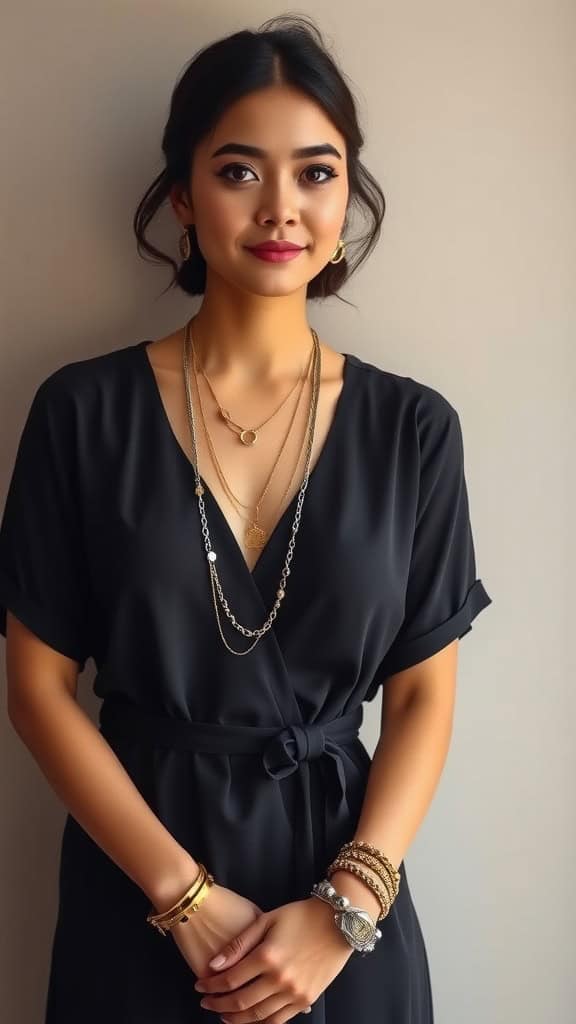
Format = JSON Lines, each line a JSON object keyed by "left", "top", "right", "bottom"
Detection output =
{"left": 182, "top": 316, "right": 321, "bottom": 656}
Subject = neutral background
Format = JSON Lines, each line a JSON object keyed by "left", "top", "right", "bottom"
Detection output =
{"left": 1, "top": 2, "right": 573, "bottom": 1021}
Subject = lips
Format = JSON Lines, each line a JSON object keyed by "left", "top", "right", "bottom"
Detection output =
{"left": 247, "top": 242, "right": 305, "bottom": 252}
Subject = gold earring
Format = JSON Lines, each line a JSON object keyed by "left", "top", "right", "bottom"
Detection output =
{"left": 329, "top": 238, "right": 346, "bottom": 264}
{"left": 179, "top": 226, "right": 192, "bottom": 262}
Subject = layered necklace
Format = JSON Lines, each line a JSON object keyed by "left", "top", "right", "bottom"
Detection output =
{"left": 182, "top": 316, "right": 321, "bottom": 656}
{"left": 192, "top": 337, "right": 315, "bottom": 553}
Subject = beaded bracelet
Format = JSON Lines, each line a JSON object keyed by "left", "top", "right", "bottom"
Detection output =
{"left": 327, "top": 839, "right": 401, "bottom": 922}
{"left": 328, "top": 858, "right": 391, "bottom": 921}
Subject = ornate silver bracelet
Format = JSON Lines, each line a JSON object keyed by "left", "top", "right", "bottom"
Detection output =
{"left": 311, "top": 879, "right": 382, "bottom": 955}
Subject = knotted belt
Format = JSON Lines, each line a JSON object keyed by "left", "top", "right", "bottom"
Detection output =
{"left": 98, "top": 698, "right": 364, "bottom": 897}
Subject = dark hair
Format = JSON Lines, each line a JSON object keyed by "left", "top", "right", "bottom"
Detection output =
{"left": 132, "top": 12, "right": 386, "bottom": 306}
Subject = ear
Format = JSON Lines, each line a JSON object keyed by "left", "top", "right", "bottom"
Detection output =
{"left": 169, "top": 182, "right": 193, "bottom": 221}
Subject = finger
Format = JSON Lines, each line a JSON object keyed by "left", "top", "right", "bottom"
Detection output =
{"left": 207, "top": 912, "right": 271, "bottom": 972}
{"left": 200, "top": 976, "right": 280, "bottom": 1017}
{"left": 271, "top": 999, "right": 314, "bottom": 1024}
{"left": 218, "top": 991, "right": 290, "bottom": 1023}
{"left": 196, "top": 945, "right": 270, "bottom": 1001}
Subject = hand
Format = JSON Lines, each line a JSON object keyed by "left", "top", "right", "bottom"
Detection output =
{"left": 193, "top": 897, "right": 354, "bottom": 1023}
{"left": 166, "top": 883, "right": 264, "bottom": 979}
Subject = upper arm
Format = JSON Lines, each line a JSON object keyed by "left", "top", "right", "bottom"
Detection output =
{"left": 380, "top": 638, "right": 459, "bottom": 726}
{"left": 373, "top": 392, "right": 491, "bottom": 707}
{"left": 0, "top": 375, "right": 92, "bottom": 712}
{"left": 6, "top": 610, "right": 80, "bottom": 714}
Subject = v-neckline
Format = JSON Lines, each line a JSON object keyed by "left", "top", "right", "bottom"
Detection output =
{"left": 135, "top": 338, "right": 352, "bottom": 579}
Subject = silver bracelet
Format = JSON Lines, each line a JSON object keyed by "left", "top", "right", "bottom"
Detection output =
{"left": 311, "top": 879, "right": 382, "bottom": 956}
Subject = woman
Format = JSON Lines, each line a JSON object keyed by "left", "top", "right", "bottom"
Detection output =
{"left": 0, "top": 14, "right": 492, "bottom": 1024}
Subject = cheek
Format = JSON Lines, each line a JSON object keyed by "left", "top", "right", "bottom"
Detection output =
{"left": 305, "top": 191, "right": 347, "bottom": 233}
{"left": 193, "top": 193, "right": 242, "bottom": 261}
{"left": 197, "top": 193, "right": 237, "bottom": 236}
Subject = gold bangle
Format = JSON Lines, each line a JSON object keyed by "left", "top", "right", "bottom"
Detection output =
{"left": 146, "top": 862, "right": 214, "bottom": 935}
{"left": 148, "top": 863, "right": 206, "bottom": 923}
{"left": 147, "top": 870, "right": 214, "bottom": 935}
{"left": 158, "top": 873, "right": 214, "bottom": 934}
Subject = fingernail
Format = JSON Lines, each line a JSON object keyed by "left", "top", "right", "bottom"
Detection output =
{"left": 210, "top": 954, "right": 226, "bottom": 967}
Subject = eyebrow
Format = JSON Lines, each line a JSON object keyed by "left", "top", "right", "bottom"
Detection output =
{"left": 210, "top": 142, "right": 342, "bottom": 160}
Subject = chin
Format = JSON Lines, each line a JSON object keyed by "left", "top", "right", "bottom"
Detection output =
{"left": 251, "top": 283, "right": 306, "bottom": 298}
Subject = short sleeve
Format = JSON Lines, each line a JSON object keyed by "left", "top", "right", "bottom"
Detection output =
{"left": 378, "top": 393, "right": 492, "bottom": 679}
{"left": 0, "top": 375, "right": 92, "bottom": 671}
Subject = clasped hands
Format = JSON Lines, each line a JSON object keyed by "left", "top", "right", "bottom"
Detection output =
{"left": 193, "top": 895, "right": 354, "bottom": 1024}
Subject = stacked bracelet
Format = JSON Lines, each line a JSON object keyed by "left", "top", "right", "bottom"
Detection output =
{"left": 327, "top": 839, "right": 401, "bottom": 922}
{"left": 146, "top": 862, "right": 215, "bottom": 936}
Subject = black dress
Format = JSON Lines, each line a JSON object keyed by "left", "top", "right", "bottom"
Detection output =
{"left": 0, "top": 338, "right": 492, "bottom": 1023}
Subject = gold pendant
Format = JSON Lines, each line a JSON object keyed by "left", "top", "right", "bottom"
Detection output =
{"left": 245, "top": 521, "right": 267, "bottom": 549}
{"left": 219, "top": 408, "right": 258, "bottom": 446}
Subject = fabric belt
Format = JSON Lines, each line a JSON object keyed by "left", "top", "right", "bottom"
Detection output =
{"left": 98, "top": 698, "right": 364, "bottom": 898}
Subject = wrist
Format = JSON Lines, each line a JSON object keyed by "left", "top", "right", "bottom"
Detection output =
{"left": 146, "top": 853, "right": 201, "bottom": 914}
{"left": 327, "top": 869, "right": 382, "bottom": 923}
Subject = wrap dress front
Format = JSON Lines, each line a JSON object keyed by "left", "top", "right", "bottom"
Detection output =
{"left": 0, "top": 337, "right": 492, "bottom": 1023}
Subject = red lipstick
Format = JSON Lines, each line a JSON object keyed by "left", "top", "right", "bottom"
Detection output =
{"left": 246, "top": 241, "right": 305, "bottom": 263}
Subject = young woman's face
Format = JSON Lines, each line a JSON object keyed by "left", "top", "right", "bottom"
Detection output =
{"left": 174, "top": 84, "right": 349, "bottom": 297}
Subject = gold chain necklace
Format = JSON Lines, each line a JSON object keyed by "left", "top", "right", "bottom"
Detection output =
{"left": 194, "top": 328, "right": 306, "bottom": 447}
{"left": 191, "top": 341, "right": 314, "bottom": 550}
{"left": 183, "top": 315, "right": 321, "bottom": 655}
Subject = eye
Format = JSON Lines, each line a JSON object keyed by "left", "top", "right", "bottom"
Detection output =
{"left": 303, "top": 164, "right": 339, "bottom": 184}
{"left": 216, "top": 163, "right": 339, "bottom": 185}
{"left": 217, "top": 163, "right": 257, "bottom": 184}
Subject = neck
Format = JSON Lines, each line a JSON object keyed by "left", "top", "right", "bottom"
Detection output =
{"left": 187, "top": 276, "right": 317, "bottom": 385}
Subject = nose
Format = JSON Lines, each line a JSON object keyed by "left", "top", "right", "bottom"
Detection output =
{"left": 255, "top": 173, "right": 300, "bottom": 226}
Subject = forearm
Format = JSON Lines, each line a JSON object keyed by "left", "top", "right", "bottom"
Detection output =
{"left": 9, "top": 689, "right": 198, "bottom": 912}
{"left": 330, "top": 693, "right": 453, "bottom": 918}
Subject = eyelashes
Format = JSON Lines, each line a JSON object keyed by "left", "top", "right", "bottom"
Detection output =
{"left": 216, "top": 163, "right": 339, "bottom": 186}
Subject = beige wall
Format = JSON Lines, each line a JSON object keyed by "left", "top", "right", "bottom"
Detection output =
{"left": 1, "top": 2, "right": 574, "bottom": 1021}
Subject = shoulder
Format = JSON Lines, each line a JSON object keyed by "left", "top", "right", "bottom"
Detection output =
{"left": 346, "top": 350, "right": 461, "bottom": 432}
{"left": 36, "top": 339, "right": 143, "bottom": 405}
{"left": 23, "top": 340, "right": 146, "bottom": 443}
{"left": 17, "top": 341, "right": 146, "bottom": 473}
